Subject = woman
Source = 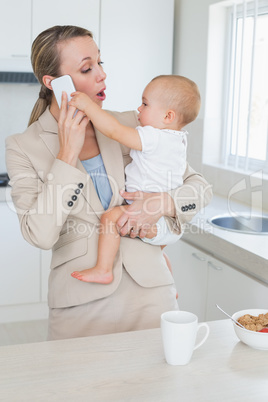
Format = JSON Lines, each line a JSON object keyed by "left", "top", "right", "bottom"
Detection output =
{"left": 5, "top": 26, "right": 212, "bottom": 340}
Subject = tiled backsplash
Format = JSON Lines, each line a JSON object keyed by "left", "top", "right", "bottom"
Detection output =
{"left": 0, "top": 83, "right": 39, "bottom": 173}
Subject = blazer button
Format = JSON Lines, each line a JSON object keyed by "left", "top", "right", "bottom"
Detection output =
{"left": 188, "top": 204, "right": 193, "bottom": 210}
{"left": 192, "top": 203, "right": 196, "bottom": 209}
{"left": 68, "top": 201, "right": 73, "bottom": 207}
{"left": 78, "top": 183, "right": 84, "bottom": 189}
{"left": 181, "top": 206, "right": 186, "bottom": 212}
{"left": 75, "top": 188, "right": 80, "bottom": 195}
{"left": 184, "top": 205, "right": 189, "bottom": 211}
{"left": 72, "top": 195, "right": 77, "bottom": 201}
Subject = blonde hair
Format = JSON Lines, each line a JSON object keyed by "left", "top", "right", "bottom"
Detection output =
{"left": 151, "top": 75, "right": 201, "bottom": 125}
{"left": 28, "top": 25, "right": 93, "bottom": 126}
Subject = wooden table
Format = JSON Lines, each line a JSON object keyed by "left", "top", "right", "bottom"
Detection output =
{"left": 0, "top": 320, "right": 267, "bottom": 401}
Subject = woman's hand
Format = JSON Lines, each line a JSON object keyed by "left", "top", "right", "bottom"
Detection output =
{"left": 117, "top": 190, "right": 175, "bottom": 238}
{"left": 57, "top": 92, "right": 89, "bottom": 167}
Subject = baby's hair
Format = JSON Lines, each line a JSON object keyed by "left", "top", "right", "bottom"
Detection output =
{"left": 151, "top": 75, "right": 201, "bottom": 125}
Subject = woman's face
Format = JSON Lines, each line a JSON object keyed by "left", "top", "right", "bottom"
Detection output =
{"left": 58, "top": 36, "right": 106, "bottom": 107}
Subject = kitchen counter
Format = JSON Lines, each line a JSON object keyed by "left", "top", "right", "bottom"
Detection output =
{"left": 0, "top": 320, "right": 267, "bottom": 401}
{"left": 183, "top": 195, "right": 268, "bottom": 284}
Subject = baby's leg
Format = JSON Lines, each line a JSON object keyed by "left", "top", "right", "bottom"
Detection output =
{"left": 71, "top": 206, "right": 125, "bottom": 284}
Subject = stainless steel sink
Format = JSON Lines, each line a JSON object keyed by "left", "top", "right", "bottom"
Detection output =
{"left": 208, "top": 214, "right": 268, "bottom": 235}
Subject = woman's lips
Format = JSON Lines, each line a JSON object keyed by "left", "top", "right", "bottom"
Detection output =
{"left": 97, "top": 89, "right": 106, "bottom": 101}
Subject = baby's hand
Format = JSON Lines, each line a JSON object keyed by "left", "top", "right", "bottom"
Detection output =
{"left": 69, "top": 92, "right": 91, "bottom": 114}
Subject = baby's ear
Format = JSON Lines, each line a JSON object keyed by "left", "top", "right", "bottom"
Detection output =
{"left": 164, "top": 109, "right": 176, "bottom": 123}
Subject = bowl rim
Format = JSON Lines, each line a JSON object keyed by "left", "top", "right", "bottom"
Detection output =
{"left": 232, "top": 309, "right": 268, "bottom": 335}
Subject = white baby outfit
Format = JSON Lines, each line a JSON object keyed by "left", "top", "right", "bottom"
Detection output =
{"left": 125, "top": 125, "right": 188, "bottom": 245}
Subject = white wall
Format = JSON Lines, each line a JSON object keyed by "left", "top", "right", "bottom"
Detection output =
{"left": 173, "top": 0, "right": 268, "bottom": 212}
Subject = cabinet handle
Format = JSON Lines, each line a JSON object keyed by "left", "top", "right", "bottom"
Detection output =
{"left": 192, "top": 252, "right": 206, "bottom": 262}
{"left": 208, "top": 261, "right": 223, "bottom": 270}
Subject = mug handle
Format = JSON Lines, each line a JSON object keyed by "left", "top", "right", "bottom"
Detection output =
{"left": 193, "top": 323, "right": 210, "bottom": 350}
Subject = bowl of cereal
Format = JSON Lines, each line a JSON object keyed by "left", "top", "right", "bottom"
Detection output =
{"left": 232, "top": 309, "right": 268, "bottom": 350}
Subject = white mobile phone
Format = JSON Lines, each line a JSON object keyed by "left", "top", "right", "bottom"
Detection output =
{"left": 51, "top": 75, "right": 76, "bottom": 108}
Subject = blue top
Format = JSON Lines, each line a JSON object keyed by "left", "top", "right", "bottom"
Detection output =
{"left": 81, "top": 154, "right": 113, "bottom": 210}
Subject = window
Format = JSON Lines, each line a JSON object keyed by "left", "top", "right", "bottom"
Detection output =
{"left": 223, "top": 0, "right": 268, "bottom": 173}
{"left": 204, "top": 0, "right": 268, "bottom": 175}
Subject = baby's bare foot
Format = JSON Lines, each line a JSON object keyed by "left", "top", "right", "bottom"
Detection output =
{"left": 71, "top": 267, "right": 113, "bottom": 284}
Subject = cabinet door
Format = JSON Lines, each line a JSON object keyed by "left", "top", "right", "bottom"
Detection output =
{"left": 32, "top": 0, "right": 100, "bottom": 44}
{"left": 165, "top": 241, "right": 208, "bottom": 322}
{"left": 100, "top": 0, "right": 174, "bottom": 111}
{"left": 0, "top": 202, "right": 40, "bottom": 305}
{"left": 206, "top": 257, "right": 268, "bottom": 321}
{"left": 0, "top": 0, "right": 32, "bottom": 71}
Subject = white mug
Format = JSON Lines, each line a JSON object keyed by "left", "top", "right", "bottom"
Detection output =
{"left": 161, "top": 310, "right": 210, "bottom": 365}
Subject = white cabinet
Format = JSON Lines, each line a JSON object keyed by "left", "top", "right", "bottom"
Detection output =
{"left": 32, "top": 0, "right": 100, "bottom": 44}
{"left": 0, "top": 0, "right": 100, "bottom": 72}
{"left": 0, "top": 0, "right": 174, "bottom": 106}
{"left": 165, "top": 241, "right": 208, "bottom": 321}
{"left": 0, "top": 202, "right": 40, "bottom": 305}
{"left": 0, "top": 200, "right": 51, "bottom": 322}
{"left": 0, "top": 0, "right": 32, "bottom": 71}
{"left": 165, "top": 240, "right": 268, "bottom": 322}
{"left": 100, "top": 0, "right": 174, "bottom": 111}
{"left": 206, "top": 257, "right": 268, "bottom": 321}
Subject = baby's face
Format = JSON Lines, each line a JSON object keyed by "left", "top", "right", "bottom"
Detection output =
{"left": 137, "top": 82, "right": 166, "bottom": 128}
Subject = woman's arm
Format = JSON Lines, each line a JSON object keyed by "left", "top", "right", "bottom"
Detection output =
{"left": 5, "top": 94, "right": 90, "bottom": 250}
{"left": 169, "top": 162, "right": 213, "bottom": 228}
{"left": 5, "top": 136, "right": 89, "bottom": 250}
{"left": 116, "top": 164, "right": 212, "bottom": 238}
{"left": 69, "top": 92, "right": 142, "bottom": 150}
{"left": 117, "top": 190, "right": 175, "bottom": 238}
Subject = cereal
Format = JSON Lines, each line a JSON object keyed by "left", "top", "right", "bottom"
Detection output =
{"left": 238, "top": 312, "right": 268, "bottom": 332}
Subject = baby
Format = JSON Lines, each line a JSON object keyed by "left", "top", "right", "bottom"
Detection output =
{"left": 70, "top": 75, "right": 201, "bottom": 284}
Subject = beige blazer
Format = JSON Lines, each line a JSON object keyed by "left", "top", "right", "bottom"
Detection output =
{"left": 5, "top": 108, "right": 212, "bottom": 308}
